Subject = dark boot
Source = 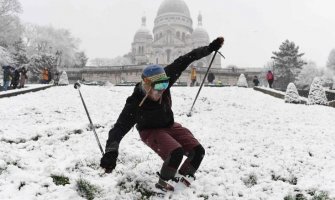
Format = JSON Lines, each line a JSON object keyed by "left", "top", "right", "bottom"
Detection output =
{"left": 155, "top": 178, "right": 174, "bottom": 191}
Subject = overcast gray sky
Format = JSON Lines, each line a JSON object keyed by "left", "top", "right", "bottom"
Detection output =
{"left": 19, "top": 0, "right": 335, "bottom": 68}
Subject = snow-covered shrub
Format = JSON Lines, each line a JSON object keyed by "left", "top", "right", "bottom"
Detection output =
{"left": 285, "top": 83, "right": 301, "bottom": 104}
{"left": 307, "top": 77, "right": 328, "bottom": 105}
{"left": 237, "top": 74, "right": 248, "bottom": 87}
{"left": 58, "top": 71, "right": 69, "bottom": 85}
{"left": 104, "top": 81, "right": 113, "bottom": 86}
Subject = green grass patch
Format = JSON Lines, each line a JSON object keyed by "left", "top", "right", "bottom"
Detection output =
{"left": 242, "top": 173, "right": 258, "bottom": 187}
{"left": 51, "top": 174, "right": 70, "bottom": 186}
{"left": 76, "top": 178, "right": 102, "bottom": 200}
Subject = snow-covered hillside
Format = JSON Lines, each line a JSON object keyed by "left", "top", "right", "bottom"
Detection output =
{"left": 1, "top": 86, "right": 335, "bottom": 200}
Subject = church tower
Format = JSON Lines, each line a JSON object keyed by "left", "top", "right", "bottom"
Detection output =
{"left": 131, "top": 16, "right": 153, "bottom": 64}
{"left": 130, "top": 0, "right": 221, "bottom": 68}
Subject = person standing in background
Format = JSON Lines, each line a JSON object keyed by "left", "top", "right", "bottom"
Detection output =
{"left": 253, "top": 75, "right": 260, "bottom": 87}
{"left": 266, "top": 70, "right": 274, "bottom": 88}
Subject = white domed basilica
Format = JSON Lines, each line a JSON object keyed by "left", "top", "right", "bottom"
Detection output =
{"left": 130, "top": 0, "right": 221, "bottom": 68}
{"left": 74, "top": 0, "right": 261, "bottom": 86}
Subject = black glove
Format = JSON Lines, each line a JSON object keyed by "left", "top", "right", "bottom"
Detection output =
{"left": 209, "top": 37, "right": 224, "bottom": 52}
{"left": 100, "top": 151, "right": 118, "bottom": 173}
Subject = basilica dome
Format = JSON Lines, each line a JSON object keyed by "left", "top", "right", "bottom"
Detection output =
{"left": 191, "top": 13, "right": 210, "bottom": 43}
{"left": 192, "top": 27, "right": 209, "bottom": 43}
{"left": 134, "top": 27, "right": 152, "bottom": 42}
{"left": 157, "top": 0, "right": 191, "bottom": 17}
{"left": 133, "top": 16, "right": 153, "bottom": 42}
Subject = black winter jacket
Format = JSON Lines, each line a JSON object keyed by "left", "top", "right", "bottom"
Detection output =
{"left": 105, "top": 45, "right": 213, "bottom": 153}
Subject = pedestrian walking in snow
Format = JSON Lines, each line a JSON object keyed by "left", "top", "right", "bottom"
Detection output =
{"left": 19, "top": 67, "right": 28, "bottom": 88}
{"left": 11, "top": 67, "right": 20, "bottom": 89}
{"left": 266, "top": 70, "right": 274, "bottom": 88}
{"left": 100, "top": 37, "right": 224, "bottom": 191}
{"left": 2, "top": 65, "right": 12, "bottom": 91}
{"left": 41, "top": 67, "right": 49, "bottom": 84}
{"left": 253, "top": 75, "right": 259, "bottom": 86}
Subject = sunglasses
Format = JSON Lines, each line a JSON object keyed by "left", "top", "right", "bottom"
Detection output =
{"left": 151, "top": 80, "right": 169, "bottom": 91}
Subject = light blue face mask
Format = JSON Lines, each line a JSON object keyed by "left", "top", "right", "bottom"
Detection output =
{"left": 152, "top": 80, "right": 169, "bottom": 91}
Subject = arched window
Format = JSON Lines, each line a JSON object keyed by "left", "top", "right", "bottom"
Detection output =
{"left": 166, "top": 49, "right": 171, "bottom": 63}
{"left": 176, "top": 31, "right": 180, "bottom": 38}
{"left": 182, "top": 32, "right": 185, "bottom": 41}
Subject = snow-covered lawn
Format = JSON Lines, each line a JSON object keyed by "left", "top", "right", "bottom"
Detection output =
{"left": 0, "top": 85, "right": 335, "bottom": 200}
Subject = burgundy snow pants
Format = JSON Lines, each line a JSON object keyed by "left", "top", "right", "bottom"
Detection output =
{"left": 139, "top": 122, "right": 204, "bottom": 180}
{"left": 139, "top": 122, "right": 200, "bottom": 160}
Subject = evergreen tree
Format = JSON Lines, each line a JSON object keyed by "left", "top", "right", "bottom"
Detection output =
{"left": 285, "top": 83, "right": 301, "bottom": 104}
{"left": 237, "top": 74, "right": 248, "bottom": 87}
{"left": 58, "top": 71, "right": 69, "bottom": 85}
{"left": 271, "top": 40, "right": 306, "bottom": 90}
{"left": 308, "top": 77, "right": 328, "bottom": 105}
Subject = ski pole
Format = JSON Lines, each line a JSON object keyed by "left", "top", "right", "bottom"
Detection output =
{"left": 218, "top": 51, "right": 225, "bottom": 59}
{"left": 74, "top": 81, "right": 105, "bottom": 155}
{"left": 187, "top": 51, "right": 218, "bottom": 117}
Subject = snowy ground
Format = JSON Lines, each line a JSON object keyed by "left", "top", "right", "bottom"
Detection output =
{"left": 1, "top": 85, "right": 335, "bottom": 200}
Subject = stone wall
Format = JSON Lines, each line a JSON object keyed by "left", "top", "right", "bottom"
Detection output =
{"left": 253, "top": 86, "right": 285, "bottom": 99}
{"left": 62, "top": 65, "right": 262, "bottom": 86}
{"left": 329, "top": 100, "right": 335, "bottom": 108}
{"left": 326, "top": 90, "right": 335, "bottom": 101}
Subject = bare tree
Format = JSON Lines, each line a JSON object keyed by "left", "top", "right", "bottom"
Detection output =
{"left": 0, "top": 0, "right": 22, "bottom": 47}
{"left": 0, "top": 46, "right": 13, "bottom": 65}
{"left": 23, "top": 24, "right": 81, "bottom": 67}
{"left": 326, "top": 49, "right": 335, "bottom": 73}
{"left": 295, "top": 61, "right": 320, "bottom": 90}
{"left": 0, "top": 0, "right": 22, "bottom": 17}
